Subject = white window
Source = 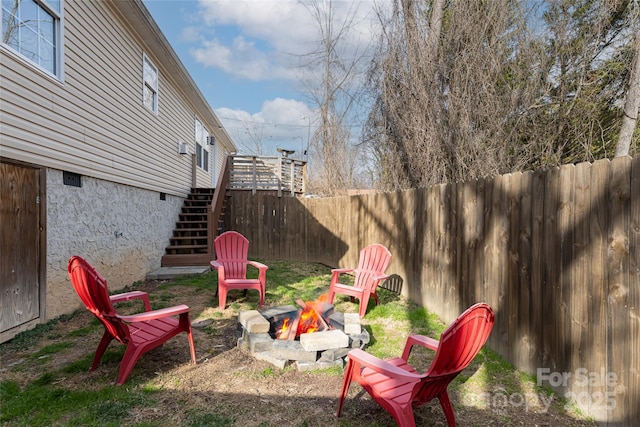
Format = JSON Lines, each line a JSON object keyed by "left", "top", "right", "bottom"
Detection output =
{"left": 195, "top": 118, "right": 209, "bottom": 172}
{"left": 142, "top": 54, "right": 158, "bottom": 114}
{"left": 1, "top": 0, "right": 63, "bottom": 78}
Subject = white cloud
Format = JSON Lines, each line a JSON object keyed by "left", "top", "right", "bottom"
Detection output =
{"left": 216, "top": 98, "right": 315, "bottom": 156}
{"left": 189, "top": 36, "right": 295, "bottom": 81}
{"left": 191, "top": 0, "right": 381, "bottom": 82}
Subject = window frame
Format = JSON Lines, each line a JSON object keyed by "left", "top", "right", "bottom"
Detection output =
{"left": 194, "top": 117, "right": 209, "bottom": 172}
{"left": 142, "top": 53, "right": 158, "bottom": 114}
{"left": 0, "top": 0, "right": 65, "bottom": 80}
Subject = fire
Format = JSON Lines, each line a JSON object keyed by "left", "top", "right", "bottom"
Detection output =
{"left": 297, "top": 305, "right": 321, "bottom": 335}
{"left": 276, "top": 317, "right": 291, "bottom": 338}
{"left": 276, "top": 296, "right": 329, "bottom": 340}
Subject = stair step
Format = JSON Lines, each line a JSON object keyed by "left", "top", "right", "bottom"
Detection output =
{"left": 184, "top": 201, "right": 210, "bottom": 207}
{"left": 165, "top": 244, "right": 207, "bottom": 249}
{"left": 161, "top": 254, "right": 212, "bottom": 266}
{"left": 170, "top": 239, "right": 207, "bottom": 245}
{"left": 173, "top": 228, "right": 208, "bottom": 236}
{"left": 181, "top": 208, "right": 208, "bottom": 215}
{"left": 165, "top": 244, "right": 209, "bottom": 255}
{"left": 176, "top": 221, "right": 207, "bottom": 230}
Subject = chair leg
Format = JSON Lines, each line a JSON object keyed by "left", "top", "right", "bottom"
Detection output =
{"left": 438, "top": 391, "right": 456, "bottom": 427}
{"left": 116, "top": 345, "right": 143, "bottom": 385}
{"left": 91, "top": 330, "right": 114, "bottom": 371}
{"left": 335, "top": 358, "right": 356, "bottom": 417}
{"left": 358, "top": 294, "right": 371, "bottom": 318}
{"left": 181, "top": 313, "right": 197, "bottom": 364}
{"left": 218, "top": 285, "right": 228, "bottom": 309}
{"left": 388, "top": 405, "right": 417, "bottom": 427}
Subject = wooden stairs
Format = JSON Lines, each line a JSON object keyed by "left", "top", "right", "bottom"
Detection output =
{"left": 161, "top": 188, "right": 225, "bottom": 267}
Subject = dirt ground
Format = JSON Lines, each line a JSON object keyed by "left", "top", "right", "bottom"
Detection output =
{"left": 0, "top": 279, "right": 597, "bottom": 427}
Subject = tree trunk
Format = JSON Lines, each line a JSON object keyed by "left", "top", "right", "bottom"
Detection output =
{"left": 615, "top": 33, "right": 640, "bottom": 157}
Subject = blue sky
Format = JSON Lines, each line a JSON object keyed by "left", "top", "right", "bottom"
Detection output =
{"left": 142, "top": 0, "right": 380, "bottom": 158}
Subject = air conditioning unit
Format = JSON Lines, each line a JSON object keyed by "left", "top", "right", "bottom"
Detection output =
{"left": 177, "top": 141, "right": 188, "bottom": 154}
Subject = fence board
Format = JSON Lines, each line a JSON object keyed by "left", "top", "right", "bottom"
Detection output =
{"left": 483, "top": 174, "right": 503, "bottom": 352}
{"left": 608, "top": 156, "right": 631, "bottom": 424}
{"left": 427, "top": 184, "right": 446, "bottom": 318}
{"left": 506, "top": 172, "right": 522, "bottom": 365}
{"left": 628, "top": 156, "right": 640, "bottom": 426}
{"left": 518, "top": 171, "right": 534, "bottom": 372}
{"left": 558, "top": 164, "right": 575, "bottom": 385}
{"left": 542, "top": 166, "right": 561, "bottom": 375}
{"left": 422, "top": 185, "right": 439, "bottom": 310}
{"left": 572, "top": 162, "right": 591, "bottom": 406}
{"left": 411, "top": 188, "right": 427, "bottom": 306}
{"left": 461, "top": 179, "right": 480, "bottom": 308}
{"left": 447, "top": 182, "right": 458, "bottom": 313}
{"left": 588, "top": 159, "right": 610, "bottom": 422}
{"left": 444, "top": 182, "right": 458, "bottom": 321}
{"left": 530, "top": 169, "right": 545, "bottom": 371}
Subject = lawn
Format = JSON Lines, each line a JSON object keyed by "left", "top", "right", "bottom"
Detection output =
{"left": 0, "top": 260, "right": 595, "bottom": 426}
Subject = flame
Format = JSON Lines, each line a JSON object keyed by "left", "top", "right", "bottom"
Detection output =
{"left": 275, "top": 297, "right": 329, "bottom": 339}
{"left": 297, "top": 305, "right": 320, "bottom": 335}
{"left": 276, "top": 317, "right": 291, "bottom": 339}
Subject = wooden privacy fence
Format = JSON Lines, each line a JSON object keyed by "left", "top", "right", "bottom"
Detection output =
{"left": 226, "top": 156, "right": 639, "bottom": 426}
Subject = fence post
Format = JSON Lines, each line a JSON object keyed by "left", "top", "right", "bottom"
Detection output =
{"left": 277, "top": 157, "right": 283, "bottom": 197}
{"left": 251, "top": 156, "right": 257, "bottom": 195}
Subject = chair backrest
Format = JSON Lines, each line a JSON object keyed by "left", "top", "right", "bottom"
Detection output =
{"left": 416, "top": 303, "right": 494, "bottom": 403}
{"left": 214, "top": 231, "right": 251, "bottom": 279}
{"left": 353, "top": 244, "right": 392, "bottom": 289}
{"left": 67, "top": 256, "right": 130, "bottom": 344}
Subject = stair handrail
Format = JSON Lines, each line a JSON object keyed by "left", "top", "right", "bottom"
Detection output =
{"left": 208, "top": 155, "right": 232, "bottom": 258}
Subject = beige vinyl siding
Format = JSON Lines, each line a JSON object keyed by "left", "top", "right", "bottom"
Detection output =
{"left": 0, "top": 0, "right": 218, "bottom": 196}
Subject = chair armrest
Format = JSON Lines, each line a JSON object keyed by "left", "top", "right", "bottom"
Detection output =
{"left": 118, "top": 304, "right": 190, "bottom": 323}
{"left": 110, "top": 291, "right": 151, "bottom": 311}
{"left": 371, "top": 273, "right": 390, "bottom": 282}
{"left": 210, "top": 261, "right": 225, "bottom": 281}
{"left": 330, "top": 268, "right": 354, "bottom": 286}
{"left": 347, "top": 349, "right": 423, "bottom": 382}
{"left": 247, "top": 260, "right": 268, "bottom": 271}
{"left": 331, "top": 268, "right": 354, "bottom": 275}
{"left": 401, "top": 334, "right": 439, "bottom": 360}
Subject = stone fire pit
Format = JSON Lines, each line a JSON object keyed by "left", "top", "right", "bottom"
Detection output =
{"left": 237, "top": 304, "right": 370, "bottom": 371}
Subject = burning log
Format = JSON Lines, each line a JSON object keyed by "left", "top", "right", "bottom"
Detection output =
{"left": 276, "top": 309, "right": 302, "bottom": 340}
{"left": 296, "top": 299, "right": 329, "bottom": 332}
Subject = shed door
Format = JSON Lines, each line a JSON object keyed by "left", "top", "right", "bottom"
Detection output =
{"left": 0, "top": 161, "right": 42, "bottom": 337}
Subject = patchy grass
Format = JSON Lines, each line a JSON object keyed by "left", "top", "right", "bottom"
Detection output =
{"left": 0, "top": 260, "right": 595, "bottom": 427}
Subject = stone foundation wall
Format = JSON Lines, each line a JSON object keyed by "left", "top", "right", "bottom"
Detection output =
{"left": 46, "top": 169, "right": 183, "bottom": 319}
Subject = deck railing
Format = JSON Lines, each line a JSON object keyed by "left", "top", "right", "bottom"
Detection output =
{"left": 228, "top": 155, "right": 306, "bottom": 196}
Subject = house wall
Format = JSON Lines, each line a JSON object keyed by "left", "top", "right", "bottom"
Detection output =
{"left": 0, "top": 0, "right": 215, "bottom": 196}
{"left": 45, "top": 169, "right": 182, "bottom": 320}
{"left": 1, "top": 1, "right": 232, "bottom": 322}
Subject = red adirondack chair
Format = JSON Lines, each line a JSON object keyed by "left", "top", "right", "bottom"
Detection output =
{"left": 210, "top": 231, "right": 268, "bottom": 309}
{"left": 67, "top": 256, "right": 197, "bottom": 385}
{"left": 335, "top": 303, "right": 495, "bottom": 426}
{"left": 327, "top": 243, "right": 391, "bottom": 317}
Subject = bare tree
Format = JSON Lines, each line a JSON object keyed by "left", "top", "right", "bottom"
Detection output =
{"left": 616, "top": 29, "right": 640, "bottom": 156}
{"left": 365, "top": 0, "right": 638, "bottom": 191}
{"left": 367, "top": 0, "right": 540, "bottom": 190}
{"left": 299, "top": 0, "right": 372, "bottom": 196}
